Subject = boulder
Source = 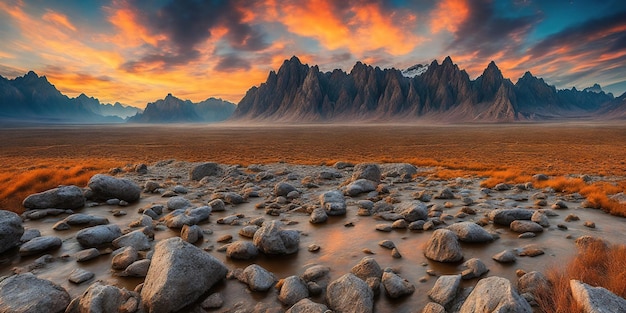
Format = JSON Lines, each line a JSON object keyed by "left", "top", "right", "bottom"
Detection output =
{"left": 162, "top": 209, "right": 198, "bottom": 229}
{"left": 253, "top": 220, "right": 299, "bottom": 255}
{"left": 517, "top": 271, "right": 549, "bottom": 299}
{"left": 320, "top": 190, "right": 347, "bottom": 216}
{"left": 242, "top": 264, "right": 276, "bottom": 292}
{"left": 434, "top": 187, "right": 455, "bottom": 199}
{"left": 424, "top": 229, "right": 464, "bottom": 262}
{"left": 68, "top": 268, "right": 95, "bottom": 284}
{"left": 0, "top": 273, "right": 70, "bottom": 313}
{"left": 181, "top": 224, "right": 203, "bottom": 243}
{"left": 226, "top": 241, "right": 259, "bottom": 260}
{"left": 120, "top": 259, "right": 151, "bottom": 277}
{"left": 461, "top": 258, "right": 489, "bottom": 279}
{"left": 209, "top": 198, "right": 226, "bottom": 212}
{"left": 382, "top": 270, "right": 415, "bottom": 298}
{"left": 351, "top": 257, "right": 383, "bottom": 282}
{"left": 428, "top": 274, "right": 461, "bottom": 307}
{"left": 492, "top": 249, "right": 517, "bottom": 263}
{"left": 510, "top": 220, "right": 544, "bottom": 233}
{"left": 275, "top": 182, "right": 297, "bottom": 197}
{"left": 112, "top": 229, "right": 151, "bottom": 251}
{"left": 381, "top": 163, "right": 417, "bottom": 179}
{"left": 238, "top": 225, "right": 259, "bottom": 238}
{"left": 351, "top": 163, "right": 381, "bottom": 183}
{"left": 302, "top": 265, "right": 331, "bottom": 282}
{"left": 422, "top": 302, "right": 446, "bottom": 313}
{"left": 0, "top": 210, "right": 24, "bottom": 253}
{"left": 459, "top": 276, "right": 532, "bottom": 313}
{"left": 65, "top": 281, "right": 140, "bottom": 313}
{"left": 20, "top": 229, "right": 41, "bottom": 243}
{"left": 531, "top": 211, "right": 550, "bottom": 227}
{"left": 447, "top": 222, "right": 494, "bottom": 243}
{"left": 141, "top": 237, "right": 228, "bottom": 313}
{"left": 76, "top": 224, "right": 122, "bottom": 248}
{"left": 489, "top": 208, "right": 534, "bottom": 226}
{"left": 18, "top": 236, "right": 62, "bottom": 256}
{"left": 22, "top": 185, "right": 85, "bottom": 210}
{"left": 345, "top": 179, "right": 377, "bottom": 196}
{"left": 87, "top": 174, "right": 141, "bottom": 202}
{"left": 570, "top": 279, "right": 626, "bottom": 313}
{"left": 111, "top": 246, "right": 139, "bottom": 270}
{"left": 396, "top": 201, "right": 428, "bottom": 222}
{"left": 326, "top": 273, "right": 374, "bottom": 313}
{"left": 286, "top": 298, "right": 329, "bottom": 313}
{"left": 278, "top": 276, "right": 309, "bottom": 306}
{"left": 309, "top": 208, "right": 328, "bottom": 224}
{"left": 166, "top": 196, "right": 192, "bottom": 211}
{"left": 63, "top": 213, "right": 109, "bottom": 226}
{"left": 190, "top": 162, "right": 221, "bottom": 180}
{"left": 75, "top": 248, "right": 100, "bottom": 262}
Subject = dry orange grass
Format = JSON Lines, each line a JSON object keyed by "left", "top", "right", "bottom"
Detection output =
{"left": 537, "top": 241, "right": 626, "bottom": 313}
{"left": 1, "top": 124, "right": 624, "bottom": 214}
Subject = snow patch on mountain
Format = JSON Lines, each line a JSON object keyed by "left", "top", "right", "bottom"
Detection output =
{"left": 402, "top": 64, "right": 429, "bottom": 78}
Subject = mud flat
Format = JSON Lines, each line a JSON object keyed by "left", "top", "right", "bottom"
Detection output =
{"left": 1, "top": 160, "right": 626, "bottom": 312}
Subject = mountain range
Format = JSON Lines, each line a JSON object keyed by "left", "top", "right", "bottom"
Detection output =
{"left": 232, "top": 56, "right": 626, "bottom": 122}
{"left": 1, "top": 58, "right": 625, "bottom": 124}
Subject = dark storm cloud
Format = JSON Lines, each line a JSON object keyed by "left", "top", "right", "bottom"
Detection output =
{"left": 214, "top": 54, "right": 251, "bottom": 71}
{"left": 122, "top": 0, "right": 268, "bottom": 70}
{"left": 447, "top": 0, "right": 542, "bottom": 58}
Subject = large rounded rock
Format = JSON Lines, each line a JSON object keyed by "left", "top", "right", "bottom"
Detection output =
{"left": 18, "top": 236, "right": 62, "bottom": 256}
{"left": 345, "top": 179, "right": 377, "bottom": 197}
{"left": 275, "top": 182, "right": 297, "bottom": 197}
{"left": 22, "top": 185, "right": 85, "bottom": 210}
{"left": 510, "top": 220, "right": 544, "bottom": 233}
{"left": 65, "top": 281, "right": 140, "bottom": 313}
{"left": 76, "top": 224, "right": 122, "bottom": 248}
{"left": 424, "top": 229, "right": 464, "bottom": 262}
{"left": 226, "top": 241, "right": 259, "bottom": 260}
{"left": 350, "top": 257, "right": 383, "bottom": 282}
{"left": 428, "top": 274, "right": 462, "bottom": 307}
{"left": 112, "top": 229, "right": 151, "bottom": 251}
{"left": 447, "top": 222, "right": 494, "bottom": 243}
{"left": 326, "top": 273, "right": 374, "bottom": 313}
{"left": 459, "top": 276, "right": 532, "bottom": 313}
{"left": 189, "top": 162, "right": 221, "bottom": 181}
{"left": 0, "top": 210, "right": 24, "bottom": 253}
{"left": 570, "top": 279, "right": 626, "bottom": 313}
{"left": 382, "top": 270, "right": 415, "bottom": 298}
{"left": 320, "top": 190, "right": 347, "bottom": 216}
{"left": 0, "top": 273, "right": 70, "bottom": 313}
{"left": 242, "top": 264, "right": 276, "bottom": 292}
{"left": 286, "top": 298, "right": 328, "bottom": 313}
{"left": 351, "top": 163, "right": 381, "bottom": 183}
{"left": 489, "top": 208, "right": 534, "bottom": 226}
{"left": 141, "top": 237, "right": 228, "bottom": 313}
{"left": 88, "top": 174, "right": 141, "bottom": 202}
{"left": 278, "top": 276, "right": 309, "bottom": 306}
{"left": 63, "top": 213, "right": 109, "bottom": 226}
{"left": 396, "top": 201, "right": 428, "bottom": 222}
{"left": 253, "top": 220, "right": 299, "bottom": 255}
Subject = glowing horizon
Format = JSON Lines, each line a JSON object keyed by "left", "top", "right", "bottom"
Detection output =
{"left": 1, "top": 0, "right": 625, "bottom": 108}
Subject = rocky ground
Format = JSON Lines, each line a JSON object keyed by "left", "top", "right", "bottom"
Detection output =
{"left": 1, "top": 160, "right": 626, "bottom": 313}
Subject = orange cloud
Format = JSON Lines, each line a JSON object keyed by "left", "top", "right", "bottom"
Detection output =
{"left": 430, "top": 0, "right": 469, "bottom": 33}
{"left": 42, "top": 10, "right": 76, "bottom": 32}
{"left": 104, "top": 4, "right": 164, "bottom": 48}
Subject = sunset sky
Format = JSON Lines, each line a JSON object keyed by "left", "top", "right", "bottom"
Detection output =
{"left": 1, "top": 0, "right": 625, "bottom": 108}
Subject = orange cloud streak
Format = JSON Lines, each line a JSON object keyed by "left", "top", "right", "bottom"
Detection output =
{"left": 430, "top": 0, "right": 469, "bottom": 33}
{"left": 42, "top": 10, "right": 76, "bottom": 32}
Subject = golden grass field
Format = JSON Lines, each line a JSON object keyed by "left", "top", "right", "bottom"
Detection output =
{"left": 1, "top": 123, "right": 625, "bottom": 215}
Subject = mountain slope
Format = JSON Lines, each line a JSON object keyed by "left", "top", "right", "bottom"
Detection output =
{"left": 128, "top": 93, "right": 235, "bottom": 123}
{"left": 231, "top": 56, "right": 620, "bottom": 122}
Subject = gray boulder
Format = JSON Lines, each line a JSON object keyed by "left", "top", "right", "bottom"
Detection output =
{"left": 434, "top": 187, "right": 455, "bottom": 199}
{"left": 424, "top": 229, "right": 464, "bottom": 262}
{"left": 209, "top": 198, "right": 226, "bottom": 211}
{"left": 162, "top": 209, "right": 198, "bottom": 229}
{"left": 517, "top": 271, "right": 550, "bottom": 301}
{"left": 461, "top": 258, "right": 489, "bottom": 279}
{"left": 286, "top": 298, "right": 329, "bottom": 313}
{"left": 181, "top": 224, "right": 203, "bottom": 243}
{"left": 510, "top": 220, "right": 544, "bottom": 233}
{"left": 253, "top": 220, "right": 299, "bottom": 255}
{"left": 489, "top": 208, "right": 534, "bottom": 226}
{"left": 275, "top": 182, "right": 297, "bottom": 197}
{"left": 68, "top": 268, "right": 94, "bottom": 284}
{"left": 226, "top": 241, "right": 259, "bottom": 260}
{"left": 112, "top": 229, "right": 151, "bottom": 251}
{"left": 0, "top": 273, "right": 70, "bottom": 313}
{"left": 447, "top": 222, "right": 494, "bottom": 243}
{"left": 166, "top": 196, "right": 192, "bottom": 211}
{"left": 190, "top": 162, "right": 221, "bottom": 180}
{"left": 327, "top": 273, "right": 374, "bottom": 313}
{"left": 76, "top": 224, "right": 122, "bottom": 248}
{"left": 396, "top": 201, "right": 428, "bottom": 222}
{"left": 120, "top": 259, "right": 151, "bottom": 277}
{"left": 381, "top": 163, "right": 417, "bottom": 179}
{"left": 65, "top": 281, "right": 140, "bottom": 313}
{"left": 75, "top": 248, "right": 100, "bottom": 262}
{"left": 19, "top": 236, "right": 62, "bottom": 256}
{"left": 345, "top": 179, "right": 377, "bottom": 196}
{"left": 531, "top": 211, "right": 550, "bottom": 227}
{"left": 382, "top": 270, "right": 415, "bottom": 298}
{"left": 459, "top": 276, "right": 532, "bottom": 313}
{"left": 570, "top": 279, "right": 626, "bottom": 313}
{"left": 320, "top": 190, "right": 347, "bottom": 216}
{"left": 302, "top": 265, "right": 331, "bottom": 282}
{"left": 242, "top": 264, "right": 276, "bottom": 291}
{"left": 238, "top": 225, "right": 259, "bottom": 238}
{"left": 63, "top": 213, "right": 109, "bottom": 226}
{"left": 309, "top": 208, "right": 328, "bottom": 224}
{"left": 88, "top": 174, "right": 141, "bottom": 202}
{"left": 20, "top": 229, "right": 40, "bottom": 243}
{"left": 0, "top": 210, "right": 24, "bottom": 253}
{"left": 422, "top": 302, "right": 446, "bottom": 313}
{"left": 428, "top": 274, "right": 461, "bottom": 308}
{"left": 351, "top": 163, "right": 381, "bottom": 182}
{"left": 111, "top": 246, "right": 138, "bottom": 270}
{"left": 279, "top": 276, "right": 309, "bottom": 306}
{"left": 351, "top": 257, "right": 383, "bottom": 282}
{"left": 22, "top": 185, "right": 85, "bottom": 210}
{"left": 141, "top": 237, "right": 228, "bottom": 313}
{"left": 492, "top": 249, "right": 517, "bottom": 263}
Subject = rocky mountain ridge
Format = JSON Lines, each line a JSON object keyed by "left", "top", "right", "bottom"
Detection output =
{"left": 232, "top": 56, "right": 622, "bottom": 122}
{"left": 127, "top": 93, "right": 235, "bottom": 123}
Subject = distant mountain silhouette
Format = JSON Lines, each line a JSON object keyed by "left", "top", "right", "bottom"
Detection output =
{"left": 232, "top": 56, "right": 623, "bottom": 122}
{"left": 74, "top": 94, "right": 140, "bottom": 119}
{"left": 0, "top": 71, "right": 130, "bottom": 123}
{"left": 128, "top": 93, "right": 235, "bottom": 123}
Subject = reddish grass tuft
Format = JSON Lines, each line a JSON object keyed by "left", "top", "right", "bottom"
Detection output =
{"left": 537, "top": 241, "right": 626, "bottom": 313}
